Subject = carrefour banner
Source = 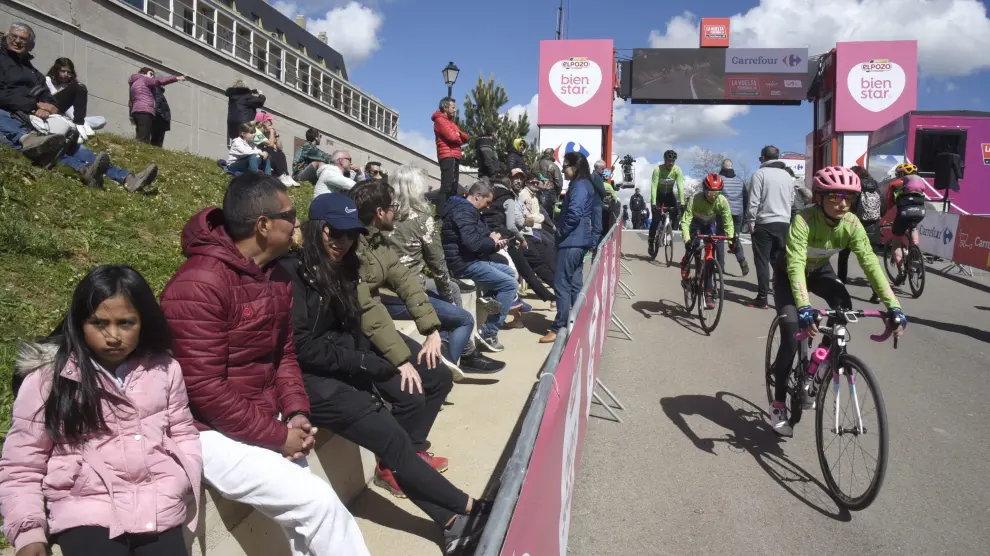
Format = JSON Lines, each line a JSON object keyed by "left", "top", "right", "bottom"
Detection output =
{"left": 538, "top": 126, "right": 604, "bottom": 193}
{"left": 917, "top": 211, "right": 959, "bottom": 261}
{"left": 538, "top": 39, "right": 615, "bottom": 126}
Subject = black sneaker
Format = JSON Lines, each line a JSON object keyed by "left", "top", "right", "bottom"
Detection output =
{"left": 739, "top": 259, "right": 750, "bottom": 277}
{"left": 459, "top": 353, "right": 505, "bottom": 374}
{"left": 78, "top": 152, "right": 111, "bottom": 188}
{"left": 124, "top": 163, "right": 158, "bottom": 192}
{"left": 747, "top": 296, "right": 769, "bottom": 310}
{"left": 20, "top": 132, "right": 66, "bottom": 169}
{"left": 444, "top": 500, "right": 493, "bottom": 555}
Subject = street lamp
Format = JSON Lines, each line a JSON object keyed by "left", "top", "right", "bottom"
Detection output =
{"left": 442, "top": 61, "right": 459, "bottom": 99}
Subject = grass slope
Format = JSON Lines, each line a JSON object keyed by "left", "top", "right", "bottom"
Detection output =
{"left": 0, "top": 135, "right": 316, "bottom": 435}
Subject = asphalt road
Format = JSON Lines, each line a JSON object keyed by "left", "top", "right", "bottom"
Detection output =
{"left": 569, "top": 230, "right": 990, "bottom": 556}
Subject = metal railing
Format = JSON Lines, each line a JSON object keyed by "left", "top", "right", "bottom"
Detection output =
{"left": 117, "top": 0, "right": 399, "bottom": 138}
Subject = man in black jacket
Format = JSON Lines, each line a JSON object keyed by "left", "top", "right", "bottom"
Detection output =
{"left": 0, "top": 23, "right": 67, "bottom": 168}
{"left": 537, "top": 148, "right": 563, "bottom": 199}
{"left": 474, "top": 124, "right": 501, "bottom": 178}
{"left": 629, "top": 188, "right": 647, "bottom": 229}
{"left": 441, "top": 180, "right": 516, "bottom": 352}
{"left": 506, "top": 138, "right": 527, "bottom": 172}
{"left": 225, "top": 79, "right": 266, "bottom": 140}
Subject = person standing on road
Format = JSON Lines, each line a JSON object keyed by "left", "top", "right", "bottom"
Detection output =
{"left": 745, "top": 145, "right": 796, "bottom": 309}
{"left": 718, "top": 159, "right": 750, "bottom": 276}
{"left": 433, "top": 97, "right": 469, "bottom": 213}
{"left": 629, "top": 188, "right": 647, "bottom": 229}
{"left": 649, "top": 150, "right": 685, "bottom": 247}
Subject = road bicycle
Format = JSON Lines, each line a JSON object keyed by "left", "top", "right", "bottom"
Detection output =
{"left": 882, "top": 222, "right": 925, "bottom": 298}
{"left": 681, "top": 234, "right": 730, "bottom": 334}
{"left": 764, "top": 309, "right": 898, "bottom": 510}
{"left": 647, "top": 204, "right": 675, "bottom": 265}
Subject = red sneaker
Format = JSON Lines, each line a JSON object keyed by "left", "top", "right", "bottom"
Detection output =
{"left": 418, "top": 450, "right": 449, "bottom": 473}
{"left": 374, "top": 464, "right": 407, "bottom": 499}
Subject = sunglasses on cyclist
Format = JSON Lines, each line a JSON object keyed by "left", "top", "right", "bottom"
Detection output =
{"left": 824, "top": 192, "right": 855, "bottom": 203}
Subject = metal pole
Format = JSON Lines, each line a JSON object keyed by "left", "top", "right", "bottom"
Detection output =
{"left": 447, "top": 85, "right": 452, "bottom": 98}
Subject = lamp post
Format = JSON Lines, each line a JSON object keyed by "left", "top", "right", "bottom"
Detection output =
{"left": 442, "top": 61, "right": 459, "bottom": 99}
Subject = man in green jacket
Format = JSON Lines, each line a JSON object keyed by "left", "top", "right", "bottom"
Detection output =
{"left": 347, "top": 181, "right": 445, "bottom": 387}
{"left": 649, "top": 149, "right": 685, "bottom": 247}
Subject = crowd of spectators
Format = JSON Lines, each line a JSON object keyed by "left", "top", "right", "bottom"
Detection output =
{"left": 0, "top": 23, "right": 616, "bottom": 555}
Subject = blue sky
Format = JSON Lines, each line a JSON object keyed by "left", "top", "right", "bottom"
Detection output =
{"left": 275, "top": 0, "right": 990, "bottom": 182}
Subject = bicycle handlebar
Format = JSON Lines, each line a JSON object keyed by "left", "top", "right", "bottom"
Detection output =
{"left": 695, "top": 234, "right": 733, "bottom": 242}
{"left": 794, "top": 309, "right": 899, "bottom": 349}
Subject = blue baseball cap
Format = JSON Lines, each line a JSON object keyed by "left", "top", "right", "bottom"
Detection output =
{"left": 308, "top": 193, "right": 367, "bottom": 233}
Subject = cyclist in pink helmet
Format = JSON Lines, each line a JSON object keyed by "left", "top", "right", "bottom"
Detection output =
{"left": 766, "top": 165, "right": 906, "bottom": 437}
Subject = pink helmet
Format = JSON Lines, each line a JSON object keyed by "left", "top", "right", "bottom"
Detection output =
{"left": 813, "top": 166, "right": 861, "bottom": 194}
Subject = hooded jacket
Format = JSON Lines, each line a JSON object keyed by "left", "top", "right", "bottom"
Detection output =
{"left": 475, "top": 136, "right": 501, "bottom": 178}
{"left": 128, "top": 74, "right": 178, "bottom": 116}
{"left": 355, "top": 228, "right": 441, "bottom": 366}
{"left": 441, "top": 196, "right": 499, "bottom": 275}
{"left": 0, "top": 43, "right": 54, "bottom": 114}
{"left": 747, "top": 160, "right": 798, "bottom": 226}
{"left": 433, "top": 110, "right": 469, "bottom": 160}
{"left": 0, "top": 344, "right": 202, "bottom": 552}
{"left": 537, "top": 154, "right": 564, "bottom": 196}
{"left": 225, "top": 84, "right": 266, "bottom": 138}
{"left": 159, "top": 207, "right": 310, "bottom": 451}
{"left": 506, "top": 139, "right": 527, "bottom": 173}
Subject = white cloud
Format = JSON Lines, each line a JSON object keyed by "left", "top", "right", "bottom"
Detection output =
{"left": 946, "top": 82, "right": 958, "bottom": 92}
{"left": 505, "top": 94, "right": 540, "bottom": 140}
{"left": 612, "top": 99, "right": 750, "bottom": 158}
{"left": 274, "top": 1, "right": 383, "bottom": 67}
{"left": 647, "top": 0, "right": 990, "bottom": 77}
{"left": 398, "top": 128, "right": 436, "bottom": 161}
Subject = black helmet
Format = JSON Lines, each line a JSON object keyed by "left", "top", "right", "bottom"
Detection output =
{"left": 664, "top": 149, "right": 677, "bottom": 161}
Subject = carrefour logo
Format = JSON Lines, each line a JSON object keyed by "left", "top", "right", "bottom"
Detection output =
{"left": 553, "top": 141, "right": 591, "bottom": 165}
{"left": 783, "top": 54, "right": 803, "bottom": 67}
{"left": 920, "top": 223, "right": 956, "bottom": 245}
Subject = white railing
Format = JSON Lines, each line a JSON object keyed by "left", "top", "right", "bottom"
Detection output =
{"left": 119, "top": 0, "right": 399, "bottom": 138}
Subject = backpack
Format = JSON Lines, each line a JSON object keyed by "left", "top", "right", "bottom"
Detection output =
{"left": 859, "top": 190, "right": 882, "bottom": 222}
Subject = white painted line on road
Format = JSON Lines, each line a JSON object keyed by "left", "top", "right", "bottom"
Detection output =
{"left": 690, "top": 73, "right": 699, "bottom": 100}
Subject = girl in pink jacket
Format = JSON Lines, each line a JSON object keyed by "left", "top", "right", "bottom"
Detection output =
{"left": 0, "top": 264, "right": 202, "bottom": 556}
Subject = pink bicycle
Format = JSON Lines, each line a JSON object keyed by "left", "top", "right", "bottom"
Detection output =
{"left": 764, "top": 309, "right": 899, "bottom": 510}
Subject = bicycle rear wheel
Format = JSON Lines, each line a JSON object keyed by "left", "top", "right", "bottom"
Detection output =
{"left": 698, "top": 258, "right": 725, "bottom": 334}
{"left": 907, "top": 244, "right": 925, "bottom": 298}
{"left": 765, "top": 315, "right": 800, "bottom": 407}
{"left": 815, "top": 353, "right": 889, "bottom": 511}
{"left": 648, "top": 225, "right": 660, "bottom": 260}
{"left": 664, "top": 222, "right": 674, "bottom": 265}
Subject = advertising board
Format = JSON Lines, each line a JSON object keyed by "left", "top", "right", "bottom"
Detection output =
{"left": 538, "top": 39, "right": 615, "bottom": 126}
{"left": 834, "top": 41, "right": 918, "bottom": 133}
{"left": 538, "top": 126, "right": 604, "bottom": 192}
{"left": 700, "top": 18, "right": 730, "bottom": 48}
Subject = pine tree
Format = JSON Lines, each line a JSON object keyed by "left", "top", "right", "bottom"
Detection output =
{"left": 456, "top": 74, "right": 539, "bottom": 171}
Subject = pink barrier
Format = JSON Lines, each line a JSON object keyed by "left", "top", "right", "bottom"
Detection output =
{"left": 499, "top": 228, "right": 623, "bottom": 556}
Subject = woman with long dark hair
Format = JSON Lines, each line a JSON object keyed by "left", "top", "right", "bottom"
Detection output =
{"left": 45, "top": 58, "right": 105, "bottom": 140}
{"left": 542, "top": 151, "right": 600, "bottom": 344}
{"left": 0, "top": 264, "right": 201, "bottom": 556}
{"left": 279, "top": 194, "right": 491, "bottom": 552}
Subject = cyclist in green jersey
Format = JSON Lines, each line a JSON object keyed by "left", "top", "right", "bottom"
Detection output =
{"left": 769, "top": 166, "right": 908, "bottom": 436}
{"left": 648, "top": 150, "right": 685, "bottom": 247}
{"left": 680, "top": 173, "right": 736, "bottom": 309}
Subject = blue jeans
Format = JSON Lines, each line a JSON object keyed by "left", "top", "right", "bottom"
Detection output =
{"left": 0, "top": 109, "right": 29, "bottom": 146}
{"left": 227, "top": 154, "right": 269, "bottom": 175}
{"left": 553, "top": 247, "right": 586, "bottom": 329}
{"left": 380, "top": 292, "right": 473, "bottom": 363}
{"left": 459, "top": 260, "right": 517, "bottom": 338}
{"left": 59, "top": 144, "right": 130, "bottom": 184}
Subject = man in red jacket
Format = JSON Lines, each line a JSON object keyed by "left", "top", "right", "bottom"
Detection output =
{"left": 160, "top": 173, "right": 370, "bottom": 556}
{"left": 433, "top": 97, "right": 470, "bottom": 212}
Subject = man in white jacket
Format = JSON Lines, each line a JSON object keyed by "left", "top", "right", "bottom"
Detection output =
{"left": 313, "top": 149, "right": 363, "bottom": 198}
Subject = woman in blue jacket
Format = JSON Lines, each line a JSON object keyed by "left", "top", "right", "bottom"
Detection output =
{"left": 541, "top": 152, "right": 599, "bottom": 343}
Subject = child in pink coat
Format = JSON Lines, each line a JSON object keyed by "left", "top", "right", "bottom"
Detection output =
{"left": 0, "top": 264, "right": 202, "bottom": 556}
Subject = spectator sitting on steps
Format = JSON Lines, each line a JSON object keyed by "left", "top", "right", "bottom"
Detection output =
{"left": 128, "top": 66, "right": 183, "bottom": 145}
{"left": 224, "top": 78, "right": 265, "bottom": 141}
{"left": 364, "top": 160, "right": 388, "bottom": 183}
{"left": 313, "top": 149, "right": 364, "bottom": 198}
{"left": 292, "top": 127, "right": 332, "bottom": 184}
{"left": 160, "top": 174, "right": 371, "bottom": 556}
{"left": 384, "top": 165, "right": 505, "bottom": 375}
{"left": 279, "top": 193, "right": 493, "bottom": 554}
{"left": 0, "top": 24, "right": 157, "bottom": 192}
{"left": 253, "top": 112, "right": 300, "bottom": 187}
{"left": 226, "top": 122, "right": 269, "bottom": 175}
{"left": 507, "top": 138, "right": 528, "bottom": 173}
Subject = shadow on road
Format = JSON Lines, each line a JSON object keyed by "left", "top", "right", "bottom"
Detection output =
{"left": 927, "top": 265, "right": 990, "bottom": 295}
{"left": 912, "top": 316, "right": 990, "bottom": 345}
{"left": 624, "top": 253, "right": 669, "bottom": 267}
{"left": 631, "top": 299, "right": 705, "bottom": 335}
{"left": 660, "top": 391, "right": 851, "bottom": 522}
{"left": 975, "top": 305, "right": 990, "bottom": 311}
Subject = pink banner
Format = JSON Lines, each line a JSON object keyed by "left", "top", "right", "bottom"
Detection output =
{"left": 835, "top": 40, "right": 918, "bottom": 133}
{"left": 538, "top": 39, "right": 615, "bottom": 126}
{"left": 500, "top": 228, "right": 622, "bottom": 556}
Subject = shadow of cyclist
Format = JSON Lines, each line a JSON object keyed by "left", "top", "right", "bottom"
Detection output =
{"left": 660, "top": 391, "right": 851, "bottom": 522}
{"left": 631, "top": 299, "right": 705, "bottom": 335}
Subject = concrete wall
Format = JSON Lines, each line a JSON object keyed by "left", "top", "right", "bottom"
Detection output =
{"left": 0, "top": 0, "right": 441, "bottom": 185}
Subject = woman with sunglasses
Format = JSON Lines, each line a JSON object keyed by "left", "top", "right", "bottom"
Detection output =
{"left": 767, "top": 166, "right": 908, "bottom": 437}
{"left": 279, "top": 193, "right": 492, "bottom": 553}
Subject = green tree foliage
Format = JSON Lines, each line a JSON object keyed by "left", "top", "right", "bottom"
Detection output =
{"left": 455, "top": 74, "right": 539, "bottom": 170}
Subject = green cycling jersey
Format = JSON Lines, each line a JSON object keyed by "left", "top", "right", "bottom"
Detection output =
{"left": 786, "top": 206, "right": 900, "bottom": 310}
{"left": 651, "top": 164, "right": 685, "bottom": 206}
{"left": 681, "top": 192, "right": 734, "bottom": 240}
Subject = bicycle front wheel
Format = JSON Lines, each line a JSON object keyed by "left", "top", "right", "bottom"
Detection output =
{"left": 815, "top": 353, "right": 889, "bottom": 511}
{"left": 765, "top": 315, "right": 800, "bottom": 407}
{"left": 908, "top": 244, "right": 925, "bottom": 298}
{"left": 683, "top": 254, "right": 698, "bottom": 312}
{"left": 698, "top": 258, "right": 725, "bottom": 334}
{"left": 882, "top": 243, "right": 898, "bottom": 284}
{"left": 648, "top": 223, "right": 660, "bottom": 260}
{"left": 664, "top": 223, "right": 674, "bottom": 265}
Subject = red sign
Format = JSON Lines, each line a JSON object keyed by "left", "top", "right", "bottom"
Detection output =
{"left": 982, "top": 143, "right": 990, "bottom": 165}
{"left": 701, "top": 18, "right": 730, "bottom": 48}
{"left": 499, "top": 227, "right": 621, "bottom": 556}
{"left": 724, "top": 74, "right": 804, "bottom": 101}
{"left": 953, "top": 215, "right": 990, "bottom": 269}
